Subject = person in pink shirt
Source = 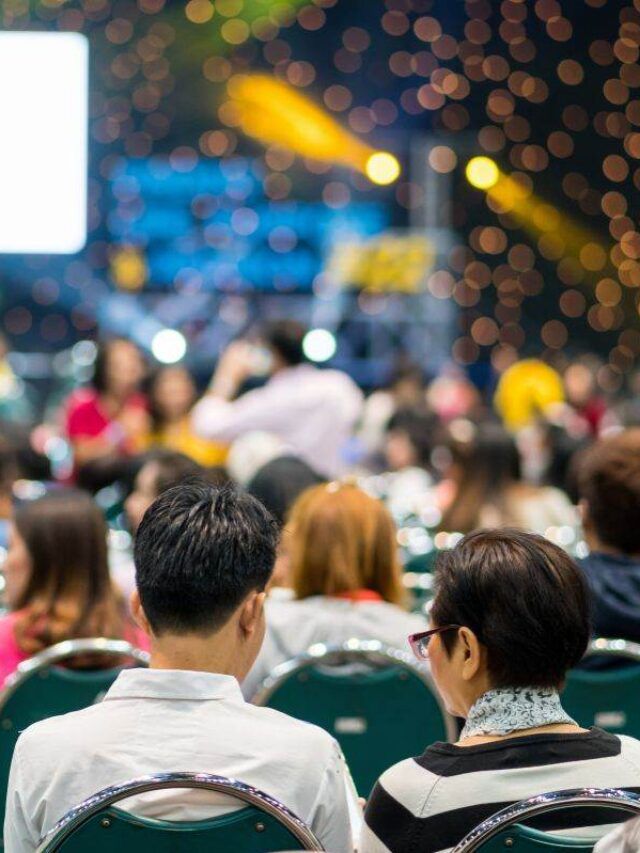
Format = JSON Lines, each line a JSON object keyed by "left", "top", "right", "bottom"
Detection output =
{"left": 64, "top": 338, "right": 149, "bottom": 481}
{"left": 0, "top": 489, "right": 148, "bottom": 686}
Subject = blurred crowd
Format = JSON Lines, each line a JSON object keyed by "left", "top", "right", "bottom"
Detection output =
{"left": 1, "top": 319, "right": 640, "bottom": 655}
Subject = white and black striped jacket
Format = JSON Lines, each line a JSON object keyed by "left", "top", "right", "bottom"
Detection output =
{"left": 362, "top": 728, "right": 640, "bottom": 853}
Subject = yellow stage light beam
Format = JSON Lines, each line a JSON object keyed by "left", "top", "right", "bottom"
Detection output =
{"left": 224, "top": 74, "right": 401, "bottom": 184}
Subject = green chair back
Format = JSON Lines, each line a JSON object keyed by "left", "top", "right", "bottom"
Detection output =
{"left": 478, "top": 824, "right": 595, "bottom": 853}
{"left": 452, "top": 788, "right": 640, "bottom": 853}
{"left": 561, "top": 639, "right": 640, "bottom": 738}
{"left": 46, "top": 804, "right": 305, "bottom": 852}
{"left": 254, "top": 642, "right": 455, "bottom": 797}
{"left": 0, "top": 639, "right": 147, "bottom": 848}
{"left": 37, "top": 773, "right": 322, "bottom": 852}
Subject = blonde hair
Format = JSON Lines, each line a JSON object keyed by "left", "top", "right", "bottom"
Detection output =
{"left": 288, "top": 483, "right": 404, "bottom": 604}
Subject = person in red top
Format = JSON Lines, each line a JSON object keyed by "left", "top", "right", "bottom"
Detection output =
{"left": 0, "top": 489, "right": 148, "bottom": 687}
{"left": 65, "top": 338, "right": 149, "bottom": 478}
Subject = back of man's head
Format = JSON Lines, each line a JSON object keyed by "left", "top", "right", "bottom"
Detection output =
{"left": 263, "top": 320, "right": 307, "bottom": 367}
{"left": 578, "top": 428, "right": 640, "bottom": 555}
{"left": 134, "top": 481, "right": 278, "bottom": 635}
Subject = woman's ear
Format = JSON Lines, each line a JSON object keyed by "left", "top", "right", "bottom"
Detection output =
{"left": 458, "top": 626, "right": 483, "bottom": 682}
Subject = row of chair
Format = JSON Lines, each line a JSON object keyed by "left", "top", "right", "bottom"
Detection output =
{"left": 34, "top": 780, "right": 640, "bottom": 852}
{"left": 1, "top": 636, "right": 639, "bottom": 846}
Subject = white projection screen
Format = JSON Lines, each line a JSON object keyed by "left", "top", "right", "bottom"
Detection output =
{"left": 0, "top": 32, "right": 88, "bottom": 254}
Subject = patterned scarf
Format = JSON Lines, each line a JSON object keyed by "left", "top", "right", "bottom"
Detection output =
{"left": 460, "top": 686, "right": 577, "bottom": 738}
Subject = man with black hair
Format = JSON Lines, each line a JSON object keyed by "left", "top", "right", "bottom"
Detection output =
{"left": 5, "top": 481, "right": 359, "bottom": 853}
{"left": 192, "top": 319, "right": 363, "bottom": 477}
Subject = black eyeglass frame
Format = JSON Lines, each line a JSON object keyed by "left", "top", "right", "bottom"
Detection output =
{"left": 408, "top": 624, "right": 461, "bottom": 660}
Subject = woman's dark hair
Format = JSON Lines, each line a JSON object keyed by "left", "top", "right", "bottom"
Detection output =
{"left": 440, "top": 422, "right": 521, "bottom": 533}
{"left": 92, "top": 337, "right": 142, "bottom": 395}
{"left": 12, "top": 490, "right": 126, "bottom": 653}
{"left": 431, "top": 528, "right": 590, "bottom": 689}
{"left": 386, "top": 407, "right": 438, "bottom": 470}
{"left": 263, "top": 320, "right": 306, "bottom": 366}
{"left": 246, "top": 455, "right": 323, "bottom": 525}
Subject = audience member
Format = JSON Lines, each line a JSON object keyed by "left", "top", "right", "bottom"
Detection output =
{"left": 358, "top": 364, "right": 426, "bottom": 456}
{"left": 0, "top": 490, "right": 146, "bottom": 687}
{"left": 147, "top": 366, "right": 228, "bottom": 466}
{"left": 362, "top": 529, "right": 640, "bottom": 853}
{"left": 577, "top": 430, "right": 640, "bottom": 645}
{"left": 242, "top": 482, "right": 426, "bottom": 698}
{"left": 4, "top": 482, "right": 358, "bottom": 852}
{"left": 595, "top": 816, "right": 640, "bottom": 853}
{"left": 192, "top": 320, "right": 363, "bottom": 477}
{"left": 246, "top": 455, "right": 323, "bottom": 526}
{"left": 440, "top": 422, "right": 575, "bottom": 535}
{"left": 125, "top": 450, "right": 204, "bottom": 534}
{"left": 64, "top": 339, "right": 149, "bottom": 485}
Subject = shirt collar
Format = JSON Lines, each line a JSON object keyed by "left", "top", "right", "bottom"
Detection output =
{"left": 104, "top": 668, "right": 245, "bottom": 703}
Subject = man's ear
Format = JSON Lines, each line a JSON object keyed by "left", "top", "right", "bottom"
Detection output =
{"left": 130, "top": 589, "right": 152, "bottom": 635}
{"left": 458, "top": 626, "right": 483, "bottom": 682}
{"left": 238, "top": 590, "right": 267, "bottom": 636}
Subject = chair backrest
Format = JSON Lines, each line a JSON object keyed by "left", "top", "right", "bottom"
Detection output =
{"left": 562, "top": 639, "right": 640, "bottom": 736}
{"left": 252, "top": 639, "right": 457, "bottom": 797}
{"left": 452, "top": 788, "right": 640, "bottom": 853}
{"left": 0, "top": 638, "right": 148, "bottom": 846}
{"left": 36, "top": 772, "right": 323, "bottom": 852}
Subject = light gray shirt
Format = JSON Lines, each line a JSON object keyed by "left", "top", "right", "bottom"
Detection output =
{"left": 242, "top": 596, "right": 427, "bottom": 700}
{"left": 191, "top": 364, "right": 364, "bottom": 478}
{"left": 4, "top": 668, "right": 359, "bottom": 853}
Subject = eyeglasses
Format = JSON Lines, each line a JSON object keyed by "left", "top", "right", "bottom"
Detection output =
{"left": 408, "top": 625, "right": 461, "bottom": 661}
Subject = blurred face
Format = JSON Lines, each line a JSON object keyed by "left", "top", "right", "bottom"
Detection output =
{"left": 152, "top": 368, "right": 196, "bottom": 423}
{"left": 105, "top": 341, "right": 145, "bottom": 401}
{"left": 3, "top": 523, "right": 32, "bottom": 609}
{"left": 125, "top": 462, "right": 159, "bottom": 533}
{"left": 385, "top": 429, "right": 416, "bottom": 470}
{"left": 564, "top": 364, "right": 595, "bottom": 407}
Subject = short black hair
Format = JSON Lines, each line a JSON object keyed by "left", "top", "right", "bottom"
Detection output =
{"left": 247, "top": 455, "right": 323, "bottom": 525}
{"left": 135, "top": 481, "right": 279, "bottom": 635}
{"left": 263, "top": 320, "right": 306, "bottom": 366}
{"left": 431, "top": 529, "right": 590, "bottom": 689}
{"left": 386, "top": 408, "right": 438, "bottom": 469}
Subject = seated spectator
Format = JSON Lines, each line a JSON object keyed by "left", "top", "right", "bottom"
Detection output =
{"left": 65, "top": 338, "right": 149, "bottom": 490}
{"left": 125, "top": 449, "right": 203, "bottom": 534}
{"left": 147, "top": 366, "right": 228, "bottom": 467}
{"left": 242, "top": 482, "right": 426, "bottom": 699}
{"left": 5, "top": 482, "right": 358, "bottom": 853}
{"left": 362, "top": 529, "right": 640, "bottom": 853}
{"left": 0, "top": 490, "right": 146, "bottom": 687}
{"left": 439, "top": 422, "right": 575, "bottom": 535}
{"left": 577, "top": 429, "right": 640, "bottom": 645}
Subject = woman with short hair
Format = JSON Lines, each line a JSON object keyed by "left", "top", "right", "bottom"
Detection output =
{"left": 0, "top": 490, "right": 147, "bottom": 685}
{"left": 362, "top": 529, "right": 640, "bottom": 853}
{"left": 241, "top": 482, "right": 425, "bottom": 698}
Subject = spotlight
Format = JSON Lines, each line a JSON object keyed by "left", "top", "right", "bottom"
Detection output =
{"left": 152, "top": 329, "right": 187, "bottom": 364}
{"left": 303, "top": 329, "right": 337, "bottom": 363}
{"left": 465, "top": 156, "right": 499, "bottom": 190}
{"left": 365, "top": 151, "right": 401, "bottom": 185}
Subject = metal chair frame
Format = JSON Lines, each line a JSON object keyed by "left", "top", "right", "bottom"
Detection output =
{"left": 0, "top": 638, "right": 149, "bottom": 713}
{"left": 452, "top": 788, "right": 640, "bottom": 853}
{"left": 35, "top": 772, "right": 324, "bottom": 852}
{"left": 582, "top": 638, "right": 640, "bottom": 662}
{"left": 251, "top": 638, "right": 458, "bottom": 742}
